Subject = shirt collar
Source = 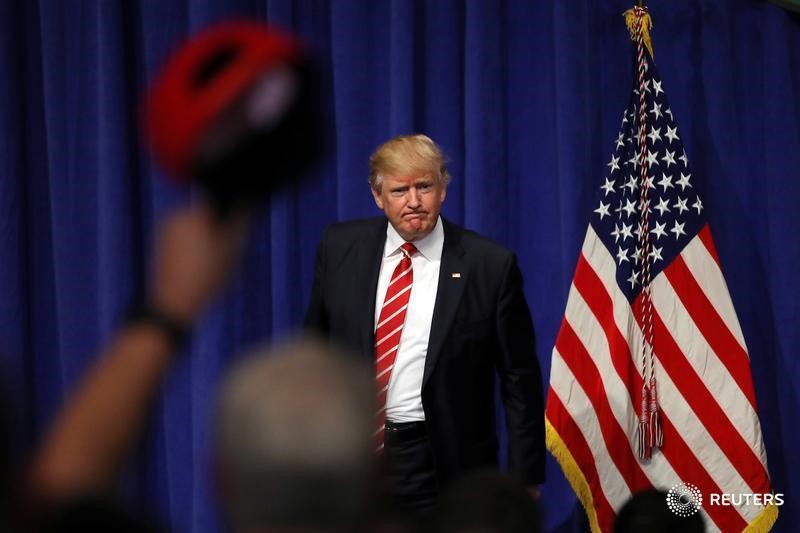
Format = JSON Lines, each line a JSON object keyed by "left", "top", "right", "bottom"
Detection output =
{"left": 384, "top": 216, "right": 444, "bottom": 262}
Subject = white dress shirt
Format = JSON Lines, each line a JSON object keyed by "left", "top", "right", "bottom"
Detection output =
{"left": 375, "top": 217, "right": 444, "bottom": 422}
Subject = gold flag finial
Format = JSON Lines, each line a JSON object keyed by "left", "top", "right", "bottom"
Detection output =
{"left": 624, "top": 7, "right": 654, "bottom": 59}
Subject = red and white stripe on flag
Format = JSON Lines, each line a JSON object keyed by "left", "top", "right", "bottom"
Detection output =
{"left": 545, "top": 8, "right": 777, "bottom": 533}
{"left": 546, "top": 226, "right": 776, "bottom": 532}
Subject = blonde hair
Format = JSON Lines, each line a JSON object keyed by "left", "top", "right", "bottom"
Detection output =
{"left": 368, "top": 134, "right": 450, "bottom": 191}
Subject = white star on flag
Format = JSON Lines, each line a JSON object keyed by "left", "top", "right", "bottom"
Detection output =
{"left": 692, "top": 197, "right": 703, "bottom": 214}
{"left": 650, "top": 221, "right": 667, "bottom": 240}
{"left": 673, "top": 197, "right": 689, "bottom": 215}
{"left": 647, "top": 126, "right": 661, "bottom": 144}
{"left": 657, "top": 173, "right": 673, "bottom": 191}
{"left": 654, "top": 198, "right": 671, "bottom": 216}
{"left": 608, "top": 155, "right": 620, "bottom": 173}
{"left": 669, "top": 220, "right": 686, "bottom": 239}
{"left": 601, "top": 178, "right": 616, "bottom": 196}
{"left": 665, "top": 125, "right": 679, "bottom": 144}
{"left": 594, "top": 201, "right": 611, "bottom": 219}
{"left": 662, "top": 149, "right": 676, "bottom": 168}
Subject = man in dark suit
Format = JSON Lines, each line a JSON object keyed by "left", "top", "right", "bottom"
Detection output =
{"left": 305, "top": 134, "right": 544, "bottom": 513}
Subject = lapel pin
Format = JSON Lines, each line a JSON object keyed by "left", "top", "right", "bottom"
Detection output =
{"left": 451, "top": 273, "right": 461, "bottom": 278}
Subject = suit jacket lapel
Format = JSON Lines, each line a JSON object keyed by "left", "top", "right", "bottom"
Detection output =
{"left": 423, "top": 219, "right": 466, "bottom": 389}
{"left": 359, "top": 219, "right": 388, "bottom": 360}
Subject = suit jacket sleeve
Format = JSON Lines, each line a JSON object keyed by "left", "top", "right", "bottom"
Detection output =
{"left": 305, "top": 229, "right": 330, "bottom": 335}
{"left": 494, "top": 253, "right": 545, "bottom": 485}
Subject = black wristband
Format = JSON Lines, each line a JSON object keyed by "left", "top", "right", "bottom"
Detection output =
{"left": 126, "top": 305, "right": 190, "bottom": 349}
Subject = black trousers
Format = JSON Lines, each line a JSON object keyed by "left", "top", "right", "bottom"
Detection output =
{"left": 383, "top": 421, "right": 439, "bottom": 515}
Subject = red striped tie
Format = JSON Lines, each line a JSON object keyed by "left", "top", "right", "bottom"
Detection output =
{"left": 374, "top": 242, "right": 416, "bottom": 452}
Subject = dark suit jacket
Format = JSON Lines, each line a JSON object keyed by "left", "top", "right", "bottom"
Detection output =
{"left": 305, "top": 217, "right": 545, "bottom": 487}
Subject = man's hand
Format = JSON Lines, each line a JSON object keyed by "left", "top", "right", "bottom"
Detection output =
{"left": 150, "top": 205, "right": 250, "bottom": 324}
{"left": 528, "top": 485, "right": 541, "bottom": 500}
{"left": 28, "top": 202, "right": 252, "bottom": 509}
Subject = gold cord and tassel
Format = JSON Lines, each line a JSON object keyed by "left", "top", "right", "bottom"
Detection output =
{"left": 623, "top": 8, "right": 654, "bottom": 59}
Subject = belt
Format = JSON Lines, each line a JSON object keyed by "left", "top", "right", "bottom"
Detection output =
{"left": 384, "top": 420, "right": 427, "bottom": 440}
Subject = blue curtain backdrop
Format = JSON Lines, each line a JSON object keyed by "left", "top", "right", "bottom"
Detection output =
{"left": 1, "top": 0, "right": 798, "bottom": 531}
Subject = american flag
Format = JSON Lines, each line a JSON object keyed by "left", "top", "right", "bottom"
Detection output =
{"left": 545, "top": 9, "right": 777, "bottom": 532}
